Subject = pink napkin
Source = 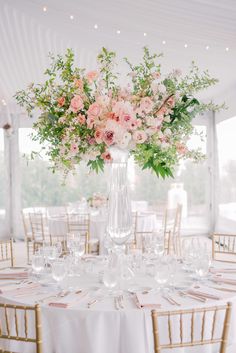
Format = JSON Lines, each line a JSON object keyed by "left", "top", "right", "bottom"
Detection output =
{"left": 212, "top": 277, "right": 236, "bottom": 286}
{"left": 210, "top": 268, "right": 236, "bottom": 274}
{"left": 0, "top": 283, "right": 40, "bottom": 296}
{"left": 135, "top": 293, "right": 161, "bottom": 309}
{"left": 48, "top": 291, "right": 88, "bottom": 308}
{"left": 0, "top": 271, "right": 28, "bottom": 280}
{"left": 187, "top": 288, "right": 221, "bottom": 300}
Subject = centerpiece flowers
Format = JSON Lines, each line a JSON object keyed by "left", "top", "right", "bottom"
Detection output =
{"left": 15, "top": 47, "right": 223, "bottom": 245}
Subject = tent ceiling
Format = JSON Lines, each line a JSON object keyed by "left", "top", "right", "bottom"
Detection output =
{"left": 0, "top": 0, "right": 236, "bottom": 116}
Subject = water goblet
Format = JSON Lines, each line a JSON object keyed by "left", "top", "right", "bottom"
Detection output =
{"left": 102, "top": 267, "right": 118, "bottom": 295}
{"left": 51, "top": 259, "right": 68, "bottom": 289}
{"left": 32, "top": 254, "right": 44, "bottom": 279}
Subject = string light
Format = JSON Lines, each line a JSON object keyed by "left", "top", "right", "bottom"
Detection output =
{"left": 184, "top": 43, "right": 188, "bottom": 48}
{"left": 70, "top": 15, "right": 74, "bottom": 20}
{"left": 206, "top": 45, "right": 210, "bottom": 50}
{"left": 143, "top": 32, "right": 147, "bottom": 37}
{"left": 116, "top": 30, "right": 121, "bottom": 34}
{"left": 94, "top": 24, "right": 98, "bottom": 29}
{"left": 43, "top": 6, "right": 47, "bottom": 12}
{"left": 1, "top": 99, "right": 6, "bottom": 106}
{"left": 162, "top": 40, "right": 166, "bottom": 45}
{"left": 225, "top": 47, "right": 229, "bottom": 52}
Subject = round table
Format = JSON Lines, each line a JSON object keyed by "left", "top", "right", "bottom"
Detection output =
{"left": 0, "top": 261, "right": 235, "bottom": 353}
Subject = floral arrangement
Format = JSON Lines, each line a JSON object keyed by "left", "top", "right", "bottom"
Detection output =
{"left": 15, "top": 47, "right": 223, "bottom": 178}
{"left": 87, "top": 193, "right": 108, "bottom": 208}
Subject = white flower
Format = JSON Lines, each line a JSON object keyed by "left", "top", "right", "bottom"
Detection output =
{"left": 118, "top": 132, "right": 132, "bottom": 149}
{"left": 164, "top": 128, "right": 172, "bottom": 136}
{"left": 157, "top": 131, "right": 164, "bottom": 139}
{"left": 161, "top": 141, "right": 169, "bottom": 149}
{"left": 164, "top": 115, "right": 171, "bottom": 123}
{"left": 151, "top": 81, "right": 158, "bottom": 94}
{"left": 158, "top": 84, "right": 166, "bottom": 95}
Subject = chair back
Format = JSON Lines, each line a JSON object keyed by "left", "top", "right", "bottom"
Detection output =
{"left": 0, "top": 238, "right": 14, "bottom": 267}
{"left": 152, "top": 302, "right": 232, "bottom": 353}
{"left": 29, "top": 212, "right": 45, "bottom": 241}
{"left": 164, "top": 205, "right": 182, "bottom": 256}
{"left": 212, "top": 233, "right": 236, "bottom": 263}
{"left": 67, "top": 213, "right": 90, "bottom": 254}
{"left": 0, "top": 303, "right": 42, "bottom": 353}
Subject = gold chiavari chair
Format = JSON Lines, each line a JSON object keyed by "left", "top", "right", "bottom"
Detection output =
{"left": 28, "top": 212, "right": 49, "bottom": 262}
{"left": 152, "top": 302, "right": 232, "bottom": 353}
{"left": 212, "top": 233, "right": 236, "bottom": 263}
{"left": 0, "top": 239, "right": 14, "bottom": 268}
{"left": 134, "top": 231, "right": 153, "bottom": 251}
{"left": 67, "top": 213, "right": 99, "bottom": 255}
{"left": 0, "top": 303, "right": 43, "bottom": 353}
{"left": 163, "top": 205, "right": 182, "bottom": 256}
{"left": 49, "top": 233, "right": 68, "bottom": 256}
{"left": 22, "top": 210, "right": 33, "bottom": 264}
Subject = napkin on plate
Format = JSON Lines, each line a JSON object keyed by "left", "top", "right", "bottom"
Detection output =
{"left": 135, "top": 293, "right": 161, "bottom": 309}
{"left": 212, "top": 276, "right": 236, "bottom": 286}
{"left": 188, "top": 284, "right": 231, "bottom": 300}
{"left": 210, "top": 268, "right": 236, "bottom": 274}
{"left": 187, "top": 288, "right": 221, "bottom": 300}
{"left": 0, "top": 269, "right": 28, "bottom": 280}
{"left": 48, "top": 291, "right": 88, "bottom": 308}
{"left": 0, "top": 282, "right": 40, "bottom": 296}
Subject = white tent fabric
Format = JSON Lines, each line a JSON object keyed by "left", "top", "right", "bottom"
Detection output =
{"left": 0, "top": 0, "right": 236, "bottom": 113}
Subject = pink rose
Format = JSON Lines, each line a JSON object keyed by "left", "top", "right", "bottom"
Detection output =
{"left": 155, "top": 106, "right": 167, "bottom": 118}
{"left": 74, "top": 79, "right": 84, "bottom": 90}
{"left": 87, "top": 117, "right": 95, "bottom": 129}
{"left": 57, "top": 97, "right": 65, "bottom": 107}
{"left": 103, "top": 130, "right": 115, "bottom": 146}
{"left": 87, "top": 102, "right": 102, "bottom": 119}
{"left": 139, "top": 97, "right": 154, "bottom": 114}
{"left": 133, "top": 130, "right": 147, "bottom": 144}
{"left": 176, "top": 142, "right": 187, "bottom": 155}
{"left": 70, "top": 143, "right": 78, "bottom": 155}
{"left": 88, "top": 137, "right": 96, "bottom": 145}
{"left": 94, "top": 130, "right": 104, "bottom": 144}
{"left": 86, "top": 71, "right": 99, "bottom": 84}
{"left": 70, "top": 95, "right": 84, "bottom": 113}
{"left": 77, "top": 114, "right": 86, "bottom": 125}
{"left": 152, "top": 72, "right": 161, "bottom": 79}
{"left": 101, "top": 151, "right": 112, "bottom": 162}
{"left": 167, "top": 96, "right": 175, "bottom": 108}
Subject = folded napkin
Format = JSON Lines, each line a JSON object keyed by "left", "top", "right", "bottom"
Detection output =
{"left": 212, "top": 277, "right": 236, "bottom": 286}
{"left": 210, "top": 268, "right": 236, "bottom": 274}
{"left": 135, "top": 293, "right": 161, "bottom": 309}
{"left": 0, "top": 283, "right": 40, "bottom": 296}
{"left": 187, "top": 288, "right": 221, "bottom": 300}
{"left": 0, "top": 270, "right": 28, "bottom": 280}
{"left": 48, "top": 291, "right": 88, "bottom": 308}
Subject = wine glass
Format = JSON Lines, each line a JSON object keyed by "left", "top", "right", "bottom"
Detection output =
{"left": 51, "top": 259, "right": 68, "bottom": 289}
{"left": 102, "top": 267, "right": 118, "bottom": 295}
{"left": 193, "top": 254, "right": 211, "bottom": 281}
{"left": 154, "top": 259, "right": 170, "bottom": 292}
{"left": 32, "top": 254, "right": 44, "bottom": 278}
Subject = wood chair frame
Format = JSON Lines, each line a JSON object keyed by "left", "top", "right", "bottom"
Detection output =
{"left": 0, "top": 303, "right": 43, "bottom": 353}
{"left": 152, "top": 302, "right": 232, "bottom": 353}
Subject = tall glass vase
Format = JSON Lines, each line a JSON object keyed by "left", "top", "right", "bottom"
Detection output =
{"left": 107, "top": 147, "right": 132, "bottom": 247}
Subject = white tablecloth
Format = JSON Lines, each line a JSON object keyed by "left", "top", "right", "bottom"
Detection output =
{"left": 0, "top": 261, "right": 236, "bottom": 353}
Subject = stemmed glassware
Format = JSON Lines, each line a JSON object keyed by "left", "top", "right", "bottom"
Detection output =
{"left": 51, "top": 259, "right": 68, "bottom": 289}
{"left": 32, "top": 254, "right": 45, "bottom": 279}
